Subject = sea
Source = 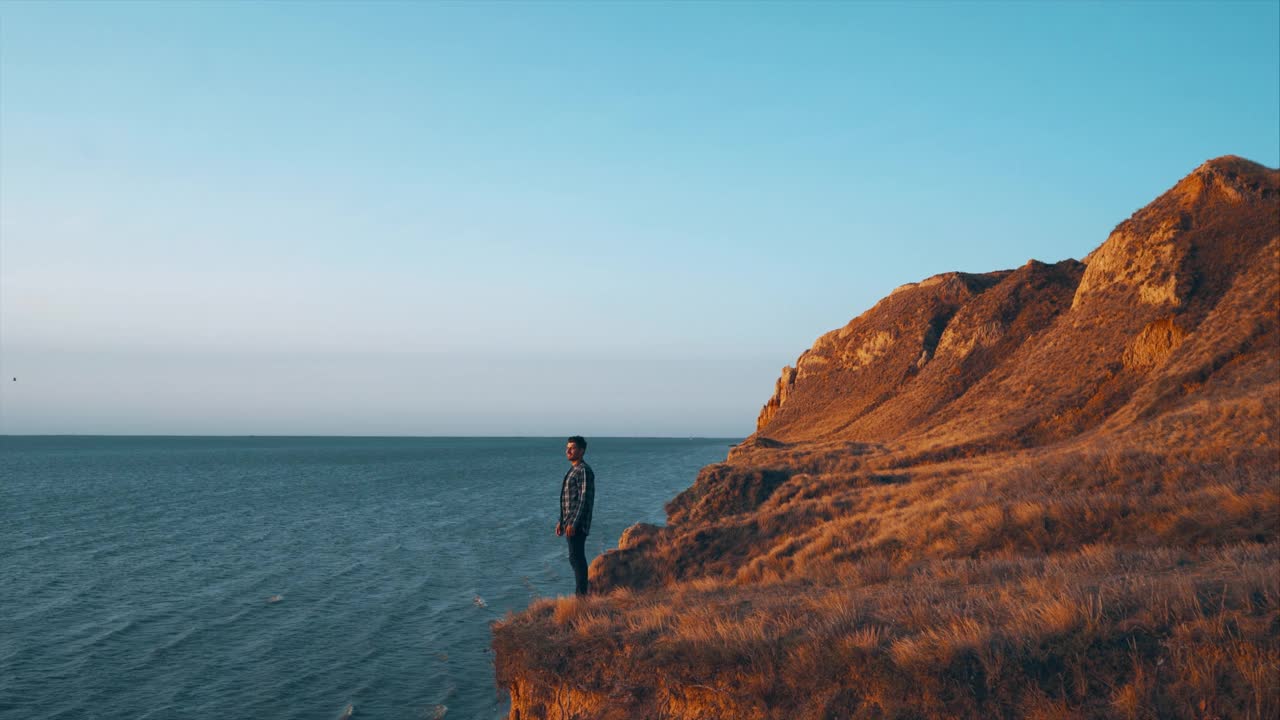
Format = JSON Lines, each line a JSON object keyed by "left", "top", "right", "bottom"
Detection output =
{"left": 0, "top": 436, "right": 736, "bottom": 720}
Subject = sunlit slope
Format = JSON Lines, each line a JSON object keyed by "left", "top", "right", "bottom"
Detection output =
{"left": 493, "top": 157, "right": 1279, "bottom": 720}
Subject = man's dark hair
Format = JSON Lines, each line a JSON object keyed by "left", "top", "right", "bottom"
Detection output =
{"left": 567, "top": 435, "right": 587, "bottom": 451}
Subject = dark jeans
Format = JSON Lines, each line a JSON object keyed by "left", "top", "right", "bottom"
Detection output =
{"left": 567, "top": 532, "right": 590, "bottom": 596}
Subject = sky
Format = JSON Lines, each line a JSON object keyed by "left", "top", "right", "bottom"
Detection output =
{"left": 1, "top": 1, "right": 1277, "bottom": 437}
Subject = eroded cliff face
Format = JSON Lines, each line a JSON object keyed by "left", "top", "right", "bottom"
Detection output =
{"left": 493, "top": 157, "right": 1280, "bottom": 720}
{"left": 753, "top": 260, "right": 1084, "bottom": 448}
{"left": 751, "top": 156, "right": 1278, "bottom": 455}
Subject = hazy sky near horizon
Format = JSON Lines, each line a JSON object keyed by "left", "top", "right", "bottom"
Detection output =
{"left": 2, "top": 1, "right": 1278, "bottom": 436}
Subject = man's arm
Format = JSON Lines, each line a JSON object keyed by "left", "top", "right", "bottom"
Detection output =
{"left": 582, "top": 467, "right": 594, "bottom": 527}
{"left": 556, "top": 470, "right": 567, "bottom": 536}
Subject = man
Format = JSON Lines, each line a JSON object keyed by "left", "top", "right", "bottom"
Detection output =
{"left": 556, "top": 435, "right": 595, "bottom": 596}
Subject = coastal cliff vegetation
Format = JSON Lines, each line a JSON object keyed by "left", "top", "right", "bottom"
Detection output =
{"left": 492, "top": 157, "right": 1280, "bottom": 719}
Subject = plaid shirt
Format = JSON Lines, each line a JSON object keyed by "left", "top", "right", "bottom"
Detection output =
{"left": 559, "top": 462, "right": 595, "bottom": 536}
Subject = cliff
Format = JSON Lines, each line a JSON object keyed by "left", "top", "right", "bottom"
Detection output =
{"left": 492, "top": 157, "right": 1280, "bottom": 719}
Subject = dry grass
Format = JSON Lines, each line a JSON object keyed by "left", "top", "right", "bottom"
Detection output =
{"left": 598, "top": 439, "right": 1278, "bottom": 590}
{"left": 496, "top": 436, "right": 1279, "bottom": 719}
{"left": 496, "top": 544, "right": 1279, "bottom": 719}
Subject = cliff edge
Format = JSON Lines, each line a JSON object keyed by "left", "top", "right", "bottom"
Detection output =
{"left": 493, "top": 157, "right": 1280, "bottom": 719}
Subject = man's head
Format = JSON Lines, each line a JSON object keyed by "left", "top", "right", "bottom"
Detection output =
{"left": 566, "top": 436, "right": 587, "bottom": 464}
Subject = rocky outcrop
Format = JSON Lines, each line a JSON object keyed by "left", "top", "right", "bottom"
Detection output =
{"left": 1122, "top": 315, "right": 1189, "bottom": 371}
{"left": 752, "top": 271, "right": 1010, "bottom": 443}
{"left": 752, "top": 259, "right": 1084, "bottom": 447}
{"left": 745, "top": 157, "right": 1277, "bottom": 457}
{"left": 1074, "top": 156, "right": 1279, "bottom": 319}
{"left": 755, "top": 365, "right": 795, "bottom": 431}
{"left": 493, "top": 157, "right": 1280, "bottom": 719}
{"left": 664, "top": 464, "right": 792, "bottom": 525}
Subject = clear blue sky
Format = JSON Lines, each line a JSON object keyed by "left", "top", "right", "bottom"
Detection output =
{"left": 2, "top": 1, "right": 1277, "bottom": 436}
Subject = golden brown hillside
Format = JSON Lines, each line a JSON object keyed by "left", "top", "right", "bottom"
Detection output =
{"left": 492, "top": 157, "right": 1280, "bottom": 720}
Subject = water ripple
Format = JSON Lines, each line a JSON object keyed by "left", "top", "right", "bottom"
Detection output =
{"left": 1, "top": 436, "right": 735, "bottom": 719}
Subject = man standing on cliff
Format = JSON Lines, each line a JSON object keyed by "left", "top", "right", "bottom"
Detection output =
{"left": 556, "top": 436, "right": 595, "bottom": 596}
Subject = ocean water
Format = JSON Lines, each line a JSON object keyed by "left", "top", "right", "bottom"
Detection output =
{"left": 0, "top": 436, "right": 734, "bottom": 720}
